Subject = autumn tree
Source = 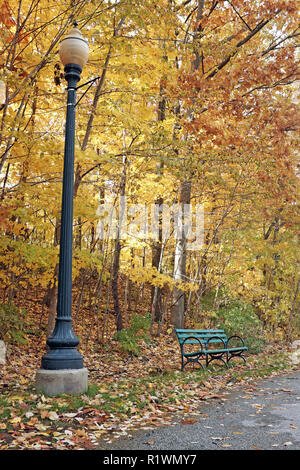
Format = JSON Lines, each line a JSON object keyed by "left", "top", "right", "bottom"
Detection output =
{"left": 0, "top": 0, "right": 299, "bottom": 344}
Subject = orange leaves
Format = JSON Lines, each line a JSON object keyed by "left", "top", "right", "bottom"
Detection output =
{"left": 181, "top": 418, "right": 198, "bottom": 425}
{"left": 0, "top": 1, "right": 15, "bottom": 28}
{"left": 0, "top": 207, "right": 10, "bottom": 230}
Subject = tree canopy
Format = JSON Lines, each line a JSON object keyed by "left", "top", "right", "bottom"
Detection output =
{"left": 0, "top": 0, "right": 299, "bottom": 343}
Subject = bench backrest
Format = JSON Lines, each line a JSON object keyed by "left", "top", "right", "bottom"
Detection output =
{"left": 175, "top": 329, "right": 227, "bottom": 345}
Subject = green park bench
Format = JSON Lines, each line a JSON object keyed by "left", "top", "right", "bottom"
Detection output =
{"left": 175, "top": 329, "right": 248, "bottom": 370}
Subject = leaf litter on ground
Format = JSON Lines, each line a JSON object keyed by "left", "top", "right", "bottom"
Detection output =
{"left": 0, "top": 309, "right": 298, "bottom": 449}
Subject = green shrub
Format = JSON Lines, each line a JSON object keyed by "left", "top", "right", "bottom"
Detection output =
{"left": 115, "top": 313, "right": 151, "bottom": 356}
{"left": 0, "top": 302, "right": 28, "bottom": 345}
{"left": 216, "top": 299, "right": 265, "bottom": 353}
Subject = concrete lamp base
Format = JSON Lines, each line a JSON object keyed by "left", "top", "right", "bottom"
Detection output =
{"left": 36, "top": 368, "right": 88, "bottom": 396}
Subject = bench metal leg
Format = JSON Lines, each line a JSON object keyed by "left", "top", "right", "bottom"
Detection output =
{"left": 182, "top": 356, "right": 205, "bottom": 371}
{"left": 206, "top": 353, "right": 228, "bottom": 369}
{"left": 227, "top": 351, "right": 247, "bottom": 365}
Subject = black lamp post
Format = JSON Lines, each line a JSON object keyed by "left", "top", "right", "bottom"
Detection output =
{"left": 40, "top": 22, "right": 89, "bottom": 371}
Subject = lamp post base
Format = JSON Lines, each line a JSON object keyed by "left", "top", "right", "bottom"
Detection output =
{"left": 36, "top": 368, "right": 88, "bottom": 396}
{"left": 41, "top": 345, "right": 84, "bottom": 370}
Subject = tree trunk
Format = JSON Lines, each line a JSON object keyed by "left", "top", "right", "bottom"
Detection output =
{"left": 171, "top": 180, "right": 191, "bottom": 328}
{"left": 171, "top": 0, "right": 205, "bottom": 329}
{"left": 46, "top": 275, "right": 58, "bottom": 338}
{"left": 112, "top": 154, "right": 127, "bottom": 331}
{"left": 46, "top": 217, "right": 60, "bottom": 338}
{"left": 151, "top": 83, "right": 166, "bottom": 321}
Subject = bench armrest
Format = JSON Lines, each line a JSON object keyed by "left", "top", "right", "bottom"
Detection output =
{"left": 206, "top": 336, "right": 227, "bottom": 350}
{"left": 181, "top": 336, "right": 204, "bottom": 354}
{"left": 226, "top": 335, "right": 245, "bottom": 348}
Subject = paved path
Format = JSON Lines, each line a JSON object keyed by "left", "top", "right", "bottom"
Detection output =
{"left": 99, "top": 369, "right": 300, "bottom": 451}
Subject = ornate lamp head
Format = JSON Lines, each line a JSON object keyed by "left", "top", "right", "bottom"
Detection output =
{"left": 59, "top": 21, "right": 89, "bottom": 68}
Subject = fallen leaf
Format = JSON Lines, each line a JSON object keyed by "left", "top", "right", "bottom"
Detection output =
{"left": 9, "top": 417, "right": 21, "bottom": 424}
{"left": 75, "top": 429, "right": 87, "bottom": 437}
{"left": 48, "top": 411, "right": 59, "bottom": 420}
{"left": 181, "top": 418, "right": 198, "bottom": 425}
{"left": 148, "top": 404, "right": 156, "bottom": 412}
{"left": 64, "top": 413, "right": 78, "bottom": 418}
{"left": 35, "top": 424, "right": 47, "bottom": 432}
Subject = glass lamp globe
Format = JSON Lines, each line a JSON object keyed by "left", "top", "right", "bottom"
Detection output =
{"left": 59, "top": 24, "right": 89, "bottom": 68}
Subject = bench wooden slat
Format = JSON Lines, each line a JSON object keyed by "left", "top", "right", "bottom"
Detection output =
{"left": 176, "top": 332, "right": 226, "bottom": 336}
{"left": 178, "top": 339, "right": 226, "bottom": 344}
{"left": 175, "top": 329, "right": 224, "bottom": 333}
{"left": 176, "top": 331, "right": 227, "bottom": 345}
{"left": 184, "top": 346, "right": 247, "bottom": 356}
{"left": 176, "top": 334, "right": 227, "bottom": 338}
